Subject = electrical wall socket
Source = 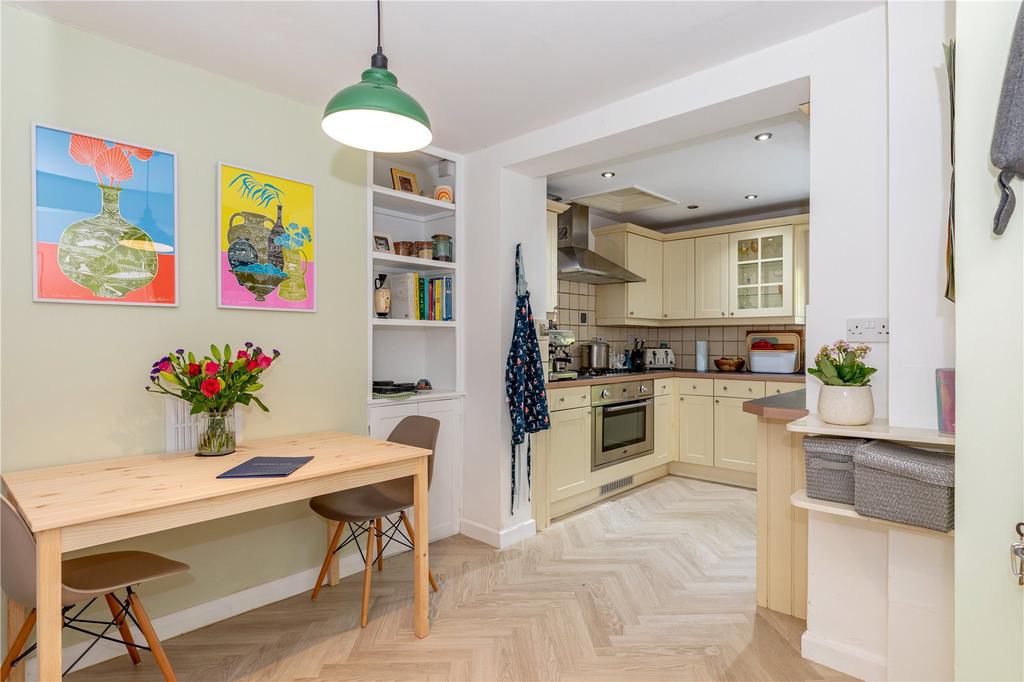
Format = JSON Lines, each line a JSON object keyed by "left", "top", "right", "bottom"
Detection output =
{"left": 847, "top": 317, "right": 889, "bottom": 343}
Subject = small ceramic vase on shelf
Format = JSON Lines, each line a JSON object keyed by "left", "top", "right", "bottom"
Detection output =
{"left": 196, "top": 409, "right": 236, "bottom": 456}
{"left": 818, "top": 385, "right": 874, "bottom": 426}
{"left": 373, "top": 274, "right": 391, "bottom": 318}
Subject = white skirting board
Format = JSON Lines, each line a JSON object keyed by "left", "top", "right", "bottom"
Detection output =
{"left": 23, "top": 526, "right": 456, "bottom": 680}
{"left": 459, "top": 517, "right": 536, "bottom": 549}
{"left": 801, "top": 631, "right": 887, "bottom": 682}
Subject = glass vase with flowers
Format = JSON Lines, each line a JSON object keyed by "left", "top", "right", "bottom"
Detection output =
{"left": 146, "top": 342, "right": 280, "bottom": 456}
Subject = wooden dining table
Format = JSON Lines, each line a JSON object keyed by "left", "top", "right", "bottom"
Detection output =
{"left": 1, "top": 431, "right": 432, "bottom": 681}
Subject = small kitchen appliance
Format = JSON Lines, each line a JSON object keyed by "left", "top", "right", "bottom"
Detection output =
{"left": 591, "top": 379, "right": 654, "bottom": 470}
{"left": 746, "top": 331, "right": 802, "bottom": 373}
{"left": 644, "top": 347, "right": 675, "bottom": 369}
{"left": 548, "top": 328, "right": 577, "bottom": 381}
{"left": 579, "top": 340, "right": 610, "bottom": 372}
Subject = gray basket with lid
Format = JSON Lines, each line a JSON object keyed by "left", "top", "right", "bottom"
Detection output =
{"left": 853, "top": 440, "right": 955, "bottom": 532}
{"left": 803, "top": 436, "right": 866, "bottom": 505}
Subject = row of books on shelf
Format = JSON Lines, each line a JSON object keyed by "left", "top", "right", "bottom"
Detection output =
{"left": 389, "top": 272, "right": 454, "bottom": 321}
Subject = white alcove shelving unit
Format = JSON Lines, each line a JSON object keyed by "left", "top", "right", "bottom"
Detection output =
{"left": 366, "top": 146, "right": 464, "bottom": 405}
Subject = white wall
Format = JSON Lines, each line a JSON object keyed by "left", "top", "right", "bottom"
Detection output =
{"left": 887, "top": 1, "right": 956, "bottom": 429}
{"left": 953, "top": 1, "right": 1024, "bottom": 679}
{"left": 462, "top": 8, "right": 893, "bottom": 541}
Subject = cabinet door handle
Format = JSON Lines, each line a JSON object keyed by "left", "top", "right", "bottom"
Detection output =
{"left": 715, "top": 399, "right": 720, "bottom": 404}
{"left": 730, "top": 312, "right": 734, "bottom": 316}
{"left": 721, "top": 312, "right": 726, "bottom": 316}
{"left": 722, "top": 386, "right": 728, "bottom": 391}
{"left": 748, "top": 387, "right": 753, "bottom": 392}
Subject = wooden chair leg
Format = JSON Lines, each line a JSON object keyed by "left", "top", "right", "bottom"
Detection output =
{"left": 375, "top": 518, "right": 384, "bottom": 572}
{"left": 360, "top": 522, "right": 375, "bottom": 627}
{"left": 127, "top": 590, "right": 177, "bottom": 682}
{"left": 105, "top": 593, "right": 141, "bottom": 665}
{"left": 400, "top": 511, "right": 440, "bottom": 592}
{"left": 1, "top": 608, "right": 35, "bottom": 682}
{"left": 312, "top": 520, "right": 346, "bottom": 600}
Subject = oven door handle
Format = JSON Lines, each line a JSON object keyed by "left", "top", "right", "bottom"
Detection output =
{"left": 600, "top": 399, "right": 653, "bottom": 413}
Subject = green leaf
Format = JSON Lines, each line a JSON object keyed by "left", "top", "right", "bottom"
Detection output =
{"left": 187, "top": 351, "right": 196, "bottom": 364}
{"left": 249, "top": 383, "right": 264, "bottom": 391}
{"left": 237, "top": 394, "right": 252, "bottom": 406}
{"left": 224, "top": 344, "right": 231, "bottom": 363}
{"left": 159, "top": 371, "right": 179, "bottom": 385}
{"left": 190, "top": 402, "right": 205, "bottom": 415}
{"left": 210, "top": 344, "right": 221, "bottom": 361}
{"left": 251, "top": 395, "right": 270, "bottom": 412}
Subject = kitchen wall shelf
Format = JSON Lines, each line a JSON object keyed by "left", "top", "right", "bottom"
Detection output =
{"left": 786, "top": 414, "right": 954, "bottom": 448}
{"left": 791, "top": 489, "right": 954, "bottom": 537}
{"left": 372, "top": 252, "right": 457, "bottom": 273}
{"left": 372, "top": 185, "right": 455, "bottom": 221}
{"left": 368, "top": 389, "right": 466, "bottom": 406}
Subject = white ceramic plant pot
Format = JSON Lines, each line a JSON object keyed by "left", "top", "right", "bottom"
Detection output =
{"left": 818, "top": 385, "right": 874, "bottom": 426}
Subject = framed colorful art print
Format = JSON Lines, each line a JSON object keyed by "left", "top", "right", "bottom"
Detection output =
{"left": 32, "top": 124, "right": 178, "bottom": 305}
{"left": 218, "top": 163, "right": 316, "bottom": 312}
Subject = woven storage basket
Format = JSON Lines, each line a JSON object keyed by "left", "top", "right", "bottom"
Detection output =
{"left": 803, "top": 436, "right": 866, "bottom": 504}
{"left": 853, "top": 441, "right": 955, "bottom": 532}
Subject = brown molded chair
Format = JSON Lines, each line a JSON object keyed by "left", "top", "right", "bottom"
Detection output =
{"left": 1, "top": 497, "right": 189, "bottom": 682}
{"left": 309, "top": 415, "right": 440, "bottom": 626}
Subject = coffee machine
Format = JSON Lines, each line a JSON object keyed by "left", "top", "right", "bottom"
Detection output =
{"left": 547, "top": 328, "right": 577, "bottom": 381}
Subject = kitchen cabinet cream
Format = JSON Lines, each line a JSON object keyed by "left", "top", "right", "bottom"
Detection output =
{"left": 549, "top": 386, "right": 590, "bottom": 411}
{"left": 766, "top": 381, "right": 803, "bottom": 396}
{"left": 678, "top": 394, "right": 714, "bottom": 466}
{"left": 662, "top": 238, "right": 695, "bottom": 320}
{"left": 713, "top": 396, "right": 758, "bottom": 473}
{"left": 653, "top": 394, "right": 675, "bottom": 465}
{"left": 694, "top": 234, "right": 730, "bottom": 319}
{"left": 548, "top": 406, "right": 593, "bottom": 502}
{"left": 594, "top": 232, "right": 663, "bottom": 323}
{"left": 729, "top": 225, "right": 794, "bottom": 318}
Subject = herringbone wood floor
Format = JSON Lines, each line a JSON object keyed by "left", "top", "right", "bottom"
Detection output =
{"left": 68, "top": 476, "right": 850, "bottom": 681}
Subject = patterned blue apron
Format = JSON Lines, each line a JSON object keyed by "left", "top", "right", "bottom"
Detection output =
{"left": 505, "top": 244, "right": 550, "bottom": 513}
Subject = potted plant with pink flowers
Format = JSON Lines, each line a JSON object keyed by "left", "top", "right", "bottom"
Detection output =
{"left": 147, "top": 342, "right": 280, "bottom": 456}
{"left": 808, "top": 340, "right": 876, "bottom": 426}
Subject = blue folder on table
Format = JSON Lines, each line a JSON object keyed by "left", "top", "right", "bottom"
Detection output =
{"left": 217, "top": 456, "right": 313, "bottom": 479}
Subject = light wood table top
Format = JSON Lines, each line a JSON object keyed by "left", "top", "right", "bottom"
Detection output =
{"left": 3, "top": 431, "right": 428, "bottom": 533}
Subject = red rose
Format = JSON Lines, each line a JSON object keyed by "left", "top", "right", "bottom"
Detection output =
{"left": 187, "top": 363, "right": 201, "bottom": 376}
{"left": 257, "top": 355, "right": 273, "bottom": 369}
{"left": 247, "top": 360, "right": 258, "bottom": 371}
{"left": 204, "top": 361, "right": 220, "bottom": 375}
{"left": 237, "top": 350, "right": 248, "bottom": 360}
{"left": 200, "top": 378, "right": 221, "bottom": 397}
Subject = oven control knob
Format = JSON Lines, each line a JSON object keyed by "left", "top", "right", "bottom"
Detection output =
{"left": 600, "top": 389, "right": 611, "bottom": 399}
{"left": 639, "top": 385, "right": 648, "bottom": 393}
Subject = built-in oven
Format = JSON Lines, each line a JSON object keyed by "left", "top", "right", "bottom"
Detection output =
{"left": 591, "top": 380, "right": 654, "bottom": 470}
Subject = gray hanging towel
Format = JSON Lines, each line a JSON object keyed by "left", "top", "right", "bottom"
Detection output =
{"left": 991, "top": 2, "right": 1024, "bottom": 235}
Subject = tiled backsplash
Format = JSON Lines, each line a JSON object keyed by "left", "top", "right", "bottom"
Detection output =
{"left": 553, "top": 279, "right": 804, "bottom": 371}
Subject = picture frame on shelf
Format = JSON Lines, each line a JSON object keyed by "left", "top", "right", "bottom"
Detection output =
{"left": 390, "top": 168, "right": 420, "bottom": 195}
{"left": 372, "top": 232, "right": 393, "bottom": 253}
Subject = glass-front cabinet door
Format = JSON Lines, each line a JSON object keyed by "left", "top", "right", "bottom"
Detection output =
{"left": 728, "top": 225, "right": 793, "bottom": 317}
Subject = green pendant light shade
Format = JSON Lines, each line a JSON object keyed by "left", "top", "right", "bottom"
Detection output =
{"left": 322, "top": 0, "right": 432, "bottom": 153}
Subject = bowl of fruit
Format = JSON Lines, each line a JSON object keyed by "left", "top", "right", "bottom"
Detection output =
{"left": 714, "top": 357, "right": 746, "bottom": 372}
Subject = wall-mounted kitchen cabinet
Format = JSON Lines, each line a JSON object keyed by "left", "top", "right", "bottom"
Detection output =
{"left": 593, "top": 216, "right": 808, "bottom": 326}
{"left": 594, "top": 232, "right": 663, "bottom": 321}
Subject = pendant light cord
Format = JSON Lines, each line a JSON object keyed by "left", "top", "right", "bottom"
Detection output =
{"left": 370, "top": 0, "right": 388, "bottom": 69}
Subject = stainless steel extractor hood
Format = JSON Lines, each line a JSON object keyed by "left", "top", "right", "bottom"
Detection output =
{"left": 556, "top": 204, "right": 645, "bottom": 284}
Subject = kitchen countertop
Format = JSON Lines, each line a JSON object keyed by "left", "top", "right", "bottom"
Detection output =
{"left": 548, "top": 370, "right": 805, "bottom": 389}
{"left": 742, "top": 389, "right": 809, "bottom": 420}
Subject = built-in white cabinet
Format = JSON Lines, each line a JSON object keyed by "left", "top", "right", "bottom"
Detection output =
{"left": 678, "top": 394, "right": 714, "bottom": 465}
{"left": 662, "top": 238, "right": 695, "bottom": 320}
{"left": 368, "top": 397, "right": 462, "bottom": 540}
{"left": 653, "top": 394, "right": 675, "bottom": 465}
{"left": 693, "top": 234, "right": 730, "bottom": 319}
{"left": 594, "top": 232, "right": 663, "bottom": 322}
{"left": 593, "top": 217, "right": 808, "bottom": 326}
{"left": 549, "top": 406, "right": 593, "bottom": 502}
{"left": 729, "top": 225, "right": 794, "bottom": 318}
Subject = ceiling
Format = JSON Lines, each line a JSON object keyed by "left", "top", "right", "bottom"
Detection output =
{"left": 547, "top": 111, "right": 809, "bottom": 230}
{"left": 20, "top": 1, "right": 877, "bottom": 153}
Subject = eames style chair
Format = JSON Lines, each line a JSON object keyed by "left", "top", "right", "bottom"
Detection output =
{"left": 309, "top": 415, "right": 440, "bottom": 626}
{"left": 1, "top": 497, "right": 189, "bottom": 681}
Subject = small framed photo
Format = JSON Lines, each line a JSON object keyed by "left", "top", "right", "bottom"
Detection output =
{"left": 372, "top": 233, "right": 393, "bottom": 253}
{"left": 390, "top": 168, "right": 420, "bottom": 195}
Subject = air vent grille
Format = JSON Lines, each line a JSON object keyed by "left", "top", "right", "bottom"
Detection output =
{"left": 600, "top": 476, "right": 634, "bottom": 496}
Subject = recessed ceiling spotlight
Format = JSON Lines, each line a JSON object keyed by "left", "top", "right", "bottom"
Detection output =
{"left": 745, "top": 194, "right": 758, "bottom": 200}
{"left": 687, "top": 205, "right": 699, "bottom": 210}
{"left": 754, "top": 132, "right": 773, "bottom": 141}
{"left": 600, "top": 171, "right": 616, "bottom": 178}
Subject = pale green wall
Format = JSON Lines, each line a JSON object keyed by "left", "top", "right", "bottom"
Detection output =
{"left": 0, "top": 4, "right": 367, "bottom": 635}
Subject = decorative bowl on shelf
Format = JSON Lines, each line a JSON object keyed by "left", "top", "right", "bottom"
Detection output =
{"left": 714, "top": 357, "right": 746, "bottom": 372}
